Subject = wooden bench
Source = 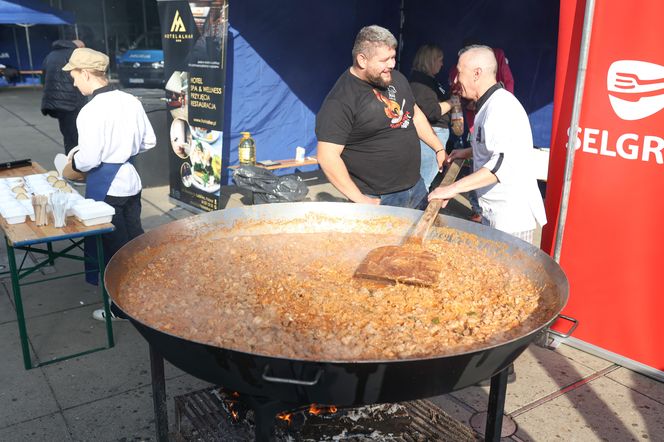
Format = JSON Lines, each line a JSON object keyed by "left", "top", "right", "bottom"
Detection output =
{"left": 228, "top": 156, "right": 318, "bottom": 171}
{"left": 19, "top": 70, "right": 43, "bottom": 76}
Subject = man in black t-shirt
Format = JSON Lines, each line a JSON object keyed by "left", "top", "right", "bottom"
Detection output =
{"left": 315, "top": 25, "right": 447, "bottom": 209}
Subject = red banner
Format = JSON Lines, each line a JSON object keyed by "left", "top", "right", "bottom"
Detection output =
{"left": 543, "top": 0, "right": 664, "bottom": 371}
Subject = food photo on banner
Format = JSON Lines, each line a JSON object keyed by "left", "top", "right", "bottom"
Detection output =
{"left": 159, "top": 0, "right": 228, "bottom": 211}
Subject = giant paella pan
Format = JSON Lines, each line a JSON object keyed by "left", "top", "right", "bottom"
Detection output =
{"left": 105, "top": 202, "right": 569, "bottom": 405}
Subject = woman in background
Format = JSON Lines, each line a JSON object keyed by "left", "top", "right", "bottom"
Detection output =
{"left": 409, "top": 44, "right": 455, "bottom": 191}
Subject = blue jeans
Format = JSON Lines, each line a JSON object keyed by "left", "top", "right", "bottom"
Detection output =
{"left": 419, "top": 126, "right": 450, "bottom": 191}
{"left": 373, "top": 178, "right": 428, "bottom": 210}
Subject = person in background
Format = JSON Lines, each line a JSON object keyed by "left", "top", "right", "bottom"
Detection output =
{"left": 490, "top": 47, "right": 514, "bottom": 94}
{"left": 429, "top": 45, "right": 545, "bottom": 244}
{"left": 41, "top": 39, "right": 87, "bottom": 154}
{"left": 409, "top": 44, "right": 456, "bottom": 191}
{"left": 316, "top": 25, "right": 446, "bottom": 209}
{"left": 0, "top": 64, "right": 20, "bottom": 85}
{"left": 63, "top": 48, "right": 156, "bottom": 321}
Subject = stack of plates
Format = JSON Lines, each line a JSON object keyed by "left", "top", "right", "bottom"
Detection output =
{"left": 0, "top": 174, "right": 84, "bottom": 225}
{"left": 71, "top": 200, "right": 115, "bottom": 226}
{"left": 0, "top": 177, "right": 31, "bottom": 224}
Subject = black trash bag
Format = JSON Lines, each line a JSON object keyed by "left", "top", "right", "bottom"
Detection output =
{"left": 232, "top": 165, "right": 309, "bottom": 204}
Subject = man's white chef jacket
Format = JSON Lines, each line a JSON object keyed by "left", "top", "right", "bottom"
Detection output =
{"left": 472, "top": 86, "right": 547, "bottom": 234}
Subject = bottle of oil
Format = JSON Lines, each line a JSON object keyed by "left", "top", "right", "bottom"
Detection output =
{"left": 238, "top": 132, "right": 256, "bottom": 166}
{"left": 450, "top": 95, "right": 464, "bottom": 137}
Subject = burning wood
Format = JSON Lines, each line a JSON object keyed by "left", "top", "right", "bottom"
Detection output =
{"left": 175, "top": 387, "right": 478, "bottom": 441}
{"left": 276, "top": 404, "right": 339, "bottom": 427}
{"left": 308, "top": 404, "right": 338, "bottom": 416}
{"left": 276, "top": 411, "right": 292, "bottom": 425}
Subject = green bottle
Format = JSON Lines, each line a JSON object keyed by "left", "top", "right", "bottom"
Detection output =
{"left": 238, "top": 132, "right": 256, "bottom": 166}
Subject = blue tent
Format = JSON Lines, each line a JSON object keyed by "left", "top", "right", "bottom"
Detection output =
{"left": 0, "top": 0, "right": 74, "bottom": 73}
{"left": 0, "top": 0, "right": 74, "bottom": 25}
{"left": 220, "top": 0, "right": 559, "bottom": 183}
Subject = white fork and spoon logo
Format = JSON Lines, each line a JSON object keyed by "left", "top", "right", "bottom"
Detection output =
{"left": 607, "top": 60, "right": 664, "bottom": 121}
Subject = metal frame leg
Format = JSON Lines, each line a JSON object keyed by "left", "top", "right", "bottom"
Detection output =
{"left": 485, "top": 367, "right": 509, "bottom": 442}
{"left": 5, "top": 234, "right": 115, "bottom": 370}
{"left": 96, "top": 235, "right": 114, "bottom": 347}
{"left": 46, "top": 242, "right": 55, "bottom": 266}
{"left": 150, "top": 344, "right": 169, "bottom": 442}
{"left": 240, "top": 396, "right": 298, "bottom": 442}
{"left": 6, "top": 241, "right": 33, "bottom": 369}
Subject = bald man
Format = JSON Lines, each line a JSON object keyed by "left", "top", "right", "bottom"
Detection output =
{"left": 428, "top": 45, "right": 545, "bottom": 244}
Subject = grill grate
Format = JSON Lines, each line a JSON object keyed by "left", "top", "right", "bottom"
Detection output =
{"left": 173, "top": 387, "right": 478, "bottom": 441}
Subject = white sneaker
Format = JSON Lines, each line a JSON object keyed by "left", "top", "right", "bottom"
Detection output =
{"left": 92, "top": 308, "right": 126, "bottom": 321}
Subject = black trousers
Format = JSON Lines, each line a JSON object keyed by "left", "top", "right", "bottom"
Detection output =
{"left": 103, "top": 192, "right": 144, "bottom": 318}
{"left": 51, "top": 109, "right": 80, "bottom": 154}
{"left": 103, "top": 192, "right": 145, "bottom": 261}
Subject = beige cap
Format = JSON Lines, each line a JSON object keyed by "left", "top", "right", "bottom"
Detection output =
{"left": 62, "top": 48, "right": 109, "bottom": 72}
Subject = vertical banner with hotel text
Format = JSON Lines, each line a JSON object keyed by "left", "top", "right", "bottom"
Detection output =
{"left": 543, "top": 0, "right": 664, "bottom": 373}
{"left": 158, "top": 0, "right": 228, "bottom": 211}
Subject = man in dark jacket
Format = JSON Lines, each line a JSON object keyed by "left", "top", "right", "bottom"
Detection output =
{"left": 41, "top": 40, "right": 87, "bottom": 154}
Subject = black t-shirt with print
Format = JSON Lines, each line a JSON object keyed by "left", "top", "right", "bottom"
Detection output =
{"left": 315, "top": 69, "right": 420, "bottom": 195}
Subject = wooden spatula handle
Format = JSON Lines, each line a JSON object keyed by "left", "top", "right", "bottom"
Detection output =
{"left": 409, "top": 198, "right": 443, "bottom": 242}
{"left": 408, "top": 159, "right": 465, "bottom": 244}
{"left": 438, "top": 159, "right": 464, "bottom": 187}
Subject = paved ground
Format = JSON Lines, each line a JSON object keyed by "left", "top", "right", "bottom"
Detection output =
{"left": 0, "top": 86, "right": 663, "bottom": 441}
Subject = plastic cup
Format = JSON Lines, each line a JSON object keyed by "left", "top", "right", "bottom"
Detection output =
{"left": 50, "top": 191, "right": 68, "bottom": 228}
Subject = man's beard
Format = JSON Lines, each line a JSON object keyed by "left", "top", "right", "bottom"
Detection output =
{"left": 367, "top": 70, "right": 392, "bottom": 88}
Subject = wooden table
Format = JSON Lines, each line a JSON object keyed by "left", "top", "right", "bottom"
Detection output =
{"left": 0, "top": 162, "right": 116, "bottom": 369}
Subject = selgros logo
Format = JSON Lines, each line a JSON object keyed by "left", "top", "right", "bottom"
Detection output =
{"left": 607, "top": 60, "right": 664, "bottom": 121}
{"left": 566, "top": 60, "right": 664, "bottom": 165}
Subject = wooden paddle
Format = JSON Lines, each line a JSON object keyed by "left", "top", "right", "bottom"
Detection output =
{"left": 354, "top": 158, "right": 465, "bottom": 286}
